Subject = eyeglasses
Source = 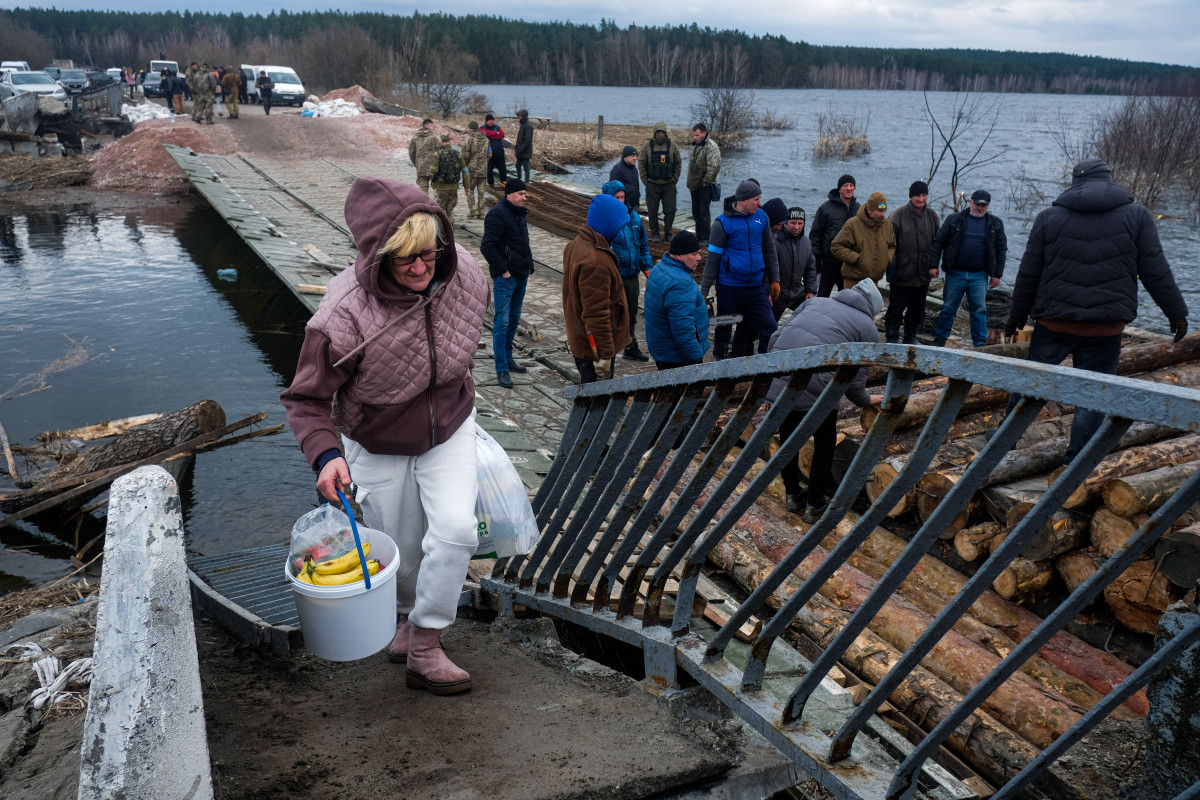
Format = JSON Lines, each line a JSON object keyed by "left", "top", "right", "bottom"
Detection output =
{"left": 389, "top": 248, "right": 442, "bottom": 268}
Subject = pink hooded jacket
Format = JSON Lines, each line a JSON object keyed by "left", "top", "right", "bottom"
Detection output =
{"left": 281, "top": 178, "right": 488, "bottom": 467}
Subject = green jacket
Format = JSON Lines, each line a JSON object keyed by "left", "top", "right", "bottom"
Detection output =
{"left": 429, "top": 147, "right": 466, "bottom": 188}
{"left": 408, "top": 129, "right": 439, "bottom": 173}
{"left": 639, "top": 122, "right": 681, "bottom": 186}
{"left": 686, "top": 136, "right": 721, "bottom": 192}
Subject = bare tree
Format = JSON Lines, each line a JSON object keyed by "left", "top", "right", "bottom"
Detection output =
{"left": 923, "top": 91, "right": 1009, "bottom": 212}
{"left": 1089, "top": 95, "right": 1200, "bottom": 213}
{"left": 812, "top": 104, "right": 870, "bottom": 157}
{"left": 689, "top": 86, "right": 755, "bottom": 150}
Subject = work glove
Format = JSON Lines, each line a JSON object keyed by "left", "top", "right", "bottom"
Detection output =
{"left": 769, "top": 282, "right": 781, "bottom": 302}
{"left": 593, "top": 358, "right": 612, "bottom": 376}
{"left": 1004, "top": 316, "right": 1026, "bottom": 340}
{"left": 706, "top": 296, "right": 716, "bottom": 318}
{"left": 1170, "top": 318, "right": 1188, "bottom": 343}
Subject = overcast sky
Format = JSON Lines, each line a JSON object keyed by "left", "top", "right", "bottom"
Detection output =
{"left": 5, "top": 1, "right": 1198, "bottom": 68}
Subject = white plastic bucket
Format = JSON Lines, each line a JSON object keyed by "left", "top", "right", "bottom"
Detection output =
{"left": 286, "top": 528, "right": 400, "bottom": 661}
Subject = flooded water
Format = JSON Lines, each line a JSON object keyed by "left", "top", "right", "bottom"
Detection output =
{"left": 3, "top": 85, "right": 1199, "bottom": 591}
{"left": 0, "top": 201, "right": 315, "bottom": 592}
{"left": 480, "top": 85, "right": 1200, "bottom": 332}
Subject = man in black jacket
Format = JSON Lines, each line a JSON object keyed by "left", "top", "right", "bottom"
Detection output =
{"left": 809, "top": 174, "right": 859, "bottom": 297}
{"left": 481, "top": 178, "right": 534, "bottom": 389}
{"left": 929, "top": 189, "right": 1007, "bottom": 347}
{"left": 514, "top": 109, "right": 533, "bottom": 183}
{"left": 608, "top": 146, "right": 640, "bottom": 209}
{"left": 1004, "top": 158, "right": 1188, "bottom": 463}
{"left": 885, "top": 181, "right": 939, "bottom": 343}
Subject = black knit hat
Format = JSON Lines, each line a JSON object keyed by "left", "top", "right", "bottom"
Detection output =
{"left": 485, "top": 113, "right": 495, "bottom": 121}
{"left": 788, "top": 207, "right": 805, "bottom": 222}
{"left": 837, "top": 174, "right": 856, "bottom": 189}
{"left": 909, "top": 180, "right": 929, "bottom": 197}
{"left": 622, "top": 145, "right": 637, "bottom": 157}
{"left": 504, "top": 178, "right": 527, "bottom": 195}
{"left": 762, "top": 198, "right": 788, "bottom": 227}
{"left": 669, "top": 230, "right": 702, "bottom": 255}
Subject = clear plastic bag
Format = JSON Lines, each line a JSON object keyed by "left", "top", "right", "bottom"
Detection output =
{"left": 288, "top": 504, "right": 375, "bottom": 577}
{"left": 475, "top": 424, "right": 540, "bottom": 558}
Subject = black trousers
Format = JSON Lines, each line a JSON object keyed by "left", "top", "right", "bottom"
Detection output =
{"left": 816, "top": 259, "right": 843, "bottom": 297}
{"left": 488, "top": 154, "right": 508, "bottom": 186}
{"left": 778, "top": 408, "right": 837, "bottom": 504}
{"left": 884, "top": 283, "right": 929, "bottom": 341}
{"left": 690, "top": 188, "right": 712, "bottom": 240}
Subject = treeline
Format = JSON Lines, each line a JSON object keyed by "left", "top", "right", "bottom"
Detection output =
{"left": 2, "top": 8, "right": 1198, "bottom": 97}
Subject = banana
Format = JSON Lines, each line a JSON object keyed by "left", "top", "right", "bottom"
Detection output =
{"left": 313, "top": 542, "right": 372, "bottom": 575}
{"left": 311, "top": 559, "right": 382, "bottom": 586}
{"left": 295, "top": 556, "right": 316, "bottom": 584}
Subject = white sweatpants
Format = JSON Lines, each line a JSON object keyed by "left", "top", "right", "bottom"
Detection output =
{"left": 344, "top": 410, "right": 478, "bottom": 630}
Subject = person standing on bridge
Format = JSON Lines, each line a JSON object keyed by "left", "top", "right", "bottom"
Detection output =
{"left": 429, "top": 133, "right": 466, "bottom": 216}
{"left": 461, "top": 120, "right": 490, "bottom": 219}
{"left": 1004, "top": 157, "right": 1189, "bottom": 465}
{"left": 482, "top": 114, "right": 507, "bottom": 187}
{"left": 408, "top": 119, "right": 439, "bottom": 195}
{"left": 514, "top": 109, "right": 534, "bottom": 183}
{"left": 481, "top": 178, "right": 533, "bottom": 389}
{"left": 601, "top": 180, "right": 653, "bottom": 363}
{"left": 563, "top": 194, "right": 633, "bottom": 383}
{"left": 281, "top": 177, "right": 488, "bottom": 695}
{"left": 639, "top": 121, "right": 682, "bottom": 243}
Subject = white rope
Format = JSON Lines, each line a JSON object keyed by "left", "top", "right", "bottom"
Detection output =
{"left": 2, "top": 641, "right": 94, "bottom": 710}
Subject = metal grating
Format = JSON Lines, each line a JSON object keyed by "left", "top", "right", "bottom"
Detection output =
{"left": 190, "top": 543, "right": 299, "bottom": 627}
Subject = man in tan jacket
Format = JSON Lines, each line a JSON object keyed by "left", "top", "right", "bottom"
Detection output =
{"left": 562, "top": 194, "right": 632, "bottom": 383}
{"left": 832, "top": 191, "right": 896, "bottom": 287}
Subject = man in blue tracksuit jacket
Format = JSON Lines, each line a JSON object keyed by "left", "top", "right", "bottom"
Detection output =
{"left": 701, "top": 179, "right": 780, "bottom": 359}
{"left": 644, "top": 231, "right": 710, "bottom": 369}
{"left": 601, "top": 180, "right": 653, "bottom": 361}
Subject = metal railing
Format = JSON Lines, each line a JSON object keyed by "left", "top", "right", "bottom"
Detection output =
{"left": 480, "top": 344, "right": 1200, "bottom": 800}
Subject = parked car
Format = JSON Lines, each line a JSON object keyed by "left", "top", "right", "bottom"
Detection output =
{"left": 241, "top": 65, "right": 257, "bottom": 103}
{"left": 142, "top": 60, "right": 179, "bottom": 98}
{"left": 56, "top": 69, "right": 88, "bottom": 93}
{"left": 0, "top": 70, "right": 69, "bottom": 102}
{"left": 42, "top": 66, "right": 62, "bottom": 79}
{"left": 256, "top": 65, "right": 306, "bottom": 106}
{"left": 83, "top": 70, "right": 118, "bottom": 90}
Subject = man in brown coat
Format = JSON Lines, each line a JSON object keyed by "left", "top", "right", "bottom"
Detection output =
{"left": 220, "top": 67, "right": 240, "bottom": 119}
{"left": 832, "top": 191, "right": 896, "bottom": 287}
{"left": 562, "top": 194, "right": 633, "bottom": 383}
{"left": 885, "top": 181, "right": 939, "bottom": 343}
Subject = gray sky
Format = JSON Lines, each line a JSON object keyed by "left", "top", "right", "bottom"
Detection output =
{"left": 5, "top": 1, "right": 1198, "bottom": 68}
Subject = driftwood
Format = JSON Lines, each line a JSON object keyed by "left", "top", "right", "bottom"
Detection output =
{"left": 1102, "top": 459, "right": 1200, "bottom": 518}
{"left": 1103, "top": 558, "right": 1184, "bottom": 635}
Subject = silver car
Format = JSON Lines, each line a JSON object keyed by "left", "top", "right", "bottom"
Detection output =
{"left": 0, "top": 71, "right": 69, "bottom": 103}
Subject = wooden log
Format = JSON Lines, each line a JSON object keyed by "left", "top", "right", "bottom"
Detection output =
{"left": 1090, "top": 505, "right": 1200, "bottom": 558}
{"left": 36, "top": 413, "right": 163, "bottom": 444}
{"left": 1060, "top": 435, "right": 1200, "bottom": 509}
{"left": 955, "top": 521, "right": 1006, "bottom": 562}
{"left": 1103, "top": 558, "right": 1184, "bottom": 635}
{"left": 1102, "top": 459, "right": 1200, "bottom": 518}
{"left": 914, "top": 472, "right": 980, "bottom": 535}
{"left": 1156, "top": 524, "right": 1200, "bottom": 589}
{"left": 1057, "top": 549, "right": 1105, "bottom": 594}
{"left": 709, "top": 533, "right": 1043, "bottom": 787}
{"left": 993, "top": 556, "right": 1055, "bottom": 600}
{"left": 1004, "top": 501, "right": 1090, "bottom": 561}
{"left": 865, "top": 457, "right": 916, "bottom": 517}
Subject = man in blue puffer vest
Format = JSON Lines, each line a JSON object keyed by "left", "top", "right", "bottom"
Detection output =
{"left": 601, "top": 180, "right": 654, "bottom": 362}
{"left": 701, "top": 179, "right": 780, "bottom": 359}
{"left": 644, "top": 231, "right": 710, "bottom": 369}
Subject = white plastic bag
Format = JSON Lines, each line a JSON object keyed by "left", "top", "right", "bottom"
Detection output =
{"left": 475, "top": 424, "right": 539, "bottom": 557}
{"left": 288, "top": 503, "right": 380, "bottom": 577}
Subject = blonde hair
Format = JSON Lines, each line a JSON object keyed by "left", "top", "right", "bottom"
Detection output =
{"left": 380, "top": 212, "right": 444, "bottom": 259}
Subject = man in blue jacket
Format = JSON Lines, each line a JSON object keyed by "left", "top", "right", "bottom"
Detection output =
{"left": 701, "top": 180, "right": 780, "bottom": 359}
{"left": 644, "top": 231, "right": 710, "bottom": 369}
{"left": 601, "top": 180, "right": 653, "bottom": 362}
{"left": 1005, "top": 158, "right": 1188, "bottom": 464}
{"left": 480, "top": 178, "right": 533, "bottom": 389}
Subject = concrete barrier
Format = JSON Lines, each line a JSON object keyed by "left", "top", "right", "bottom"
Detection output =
{"left": 77, "top": 466, "right": 214, "bottom": 800}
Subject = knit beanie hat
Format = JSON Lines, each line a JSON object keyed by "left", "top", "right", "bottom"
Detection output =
{"left": 485, "top": 113, "right": 495, "bottom": 121}
{"left": 587, "top": 194, "right": 630, "bottom": 243}
{"left": 622, "top": 145, "right": 637, "bottom": 157}
{"left": 853, "top": 277, "right": 884, "bottom": 317}
{"left": 788, "top": 207, "right": 805, "bottom": 222}
{"left": 601, "top": 180, "right": 626, "bottom": 198}
{"left": 762, "top": 198, "right": 788, "bottom": 227}
{"left": 909, "top": 180, "right": 929, "bottom": 197}
{"left": 837, "top": 174, "right": 856, "bottom": 189}
{"left": 734, "top": 179, "right": 762, "bottom": 201}
{"left": 867, "top": 192, "right": 887, "bottom": 211}
{"left": 504, "top": 178, "right": 527, "bottom": 195}
{"left": 468, "top": 120, "right": 479, "bottom": 130}
{"left": 669, "top": 230, "right": 702, "bottom": 255}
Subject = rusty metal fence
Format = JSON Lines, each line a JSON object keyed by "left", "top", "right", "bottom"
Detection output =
{"left": 480, "top": 344, "right": 1200, "bottom": 800}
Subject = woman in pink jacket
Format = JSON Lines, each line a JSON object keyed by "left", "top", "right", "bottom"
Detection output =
{"left": 282, "top": 177, "right": 488, "bottom": 694}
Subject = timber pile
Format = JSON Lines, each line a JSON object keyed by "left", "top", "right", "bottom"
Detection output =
{"left": 0, "top": 400, "right": 283, "bottom": 531}
{"left": 847, "top": 334, "right": 1200, "bottom": 636}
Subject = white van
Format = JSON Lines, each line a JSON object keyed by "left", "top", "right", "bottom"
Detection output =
{"left": 1, "top": 60, "right": 32, "bottom": 75}
{"left": 255, "top": 65, "right": 305, "bottom": 106}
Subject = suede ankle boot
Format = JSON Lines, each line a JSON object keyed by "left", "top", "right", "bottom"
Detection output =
{"left": 386, "top": 614, "right": 412, "bottom": 663}
{"left": 406, "top": 625, "right": 472, "bottom": 694}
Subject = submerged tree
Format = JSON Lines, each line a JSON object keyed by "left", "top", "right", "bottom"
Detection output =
{"left": 923, "top": 91, "right": 1008, "bottom": 212}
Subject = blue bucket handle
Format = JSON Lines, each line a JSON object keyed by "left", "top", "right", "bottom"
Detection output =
{"left": 335, "top": 487, "right": 372, "bottom": 591}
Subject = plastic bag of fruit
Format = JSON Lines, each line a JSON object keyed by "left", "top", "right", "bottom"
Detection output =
{"left": 288, "top": 503, "right": 379, "bottom": 579}
{"left": 474, "top": 424, "right": 540, "bottom": 558}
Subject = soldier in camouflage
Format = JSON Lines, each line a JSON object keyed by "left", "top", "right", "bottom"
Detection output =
{"left": 185, "top": 63, "right": 200, "bottom": 121}
{"left": 429, "top": 133, "right": 466, "bottom": 216}
{"left": 192, "top": 63, "right": 218, "bottom": 124}
{"left": 407, "top": 119, "right": 439, "bottom": 195}
{"left": 461, "top": 121, "right": 489, "bottom": 219}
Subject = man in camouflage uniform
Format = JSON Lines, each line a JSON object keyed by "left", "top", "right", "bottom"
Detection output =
{"left": 461, "top": 120, "right": 489, "bottom": 219}
{"left": 220, "top": 66, "right": 240, "bottom": 119}
{"left": 192, "top": 63, "right": 218, "bottom": 124}
{"left": 407, "top": 119, "right": 439, "bottom": 195}
{"left": 429, "top": 133, "right": 466, "bottom": 216}
{"left": 185, "top": 63, "right": 200, "bottom": 121}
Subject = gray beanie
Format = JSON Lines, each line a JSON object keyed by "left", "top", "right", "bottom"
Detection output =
{"left": 734, "top": 180, "right": 762, "bottom": 201}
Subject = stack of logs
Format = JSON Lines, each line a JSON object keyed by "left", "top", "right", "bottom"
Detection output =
{"left": 856, "top": 335, "right": 1200, "bottom": 635}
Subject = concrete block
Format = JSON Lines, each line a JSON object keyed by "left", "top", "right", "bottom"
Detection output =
{"left": 77, "top": 466, "right": 213, "bottom": 800}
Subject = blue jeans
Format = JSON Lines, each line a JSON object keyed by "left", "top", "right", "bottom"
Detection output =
{"left": 492, "top": 275, "right": 527, "bottom": 372}
{"left": 1004, "top": 324, "right": 1122, "bottom": 464}
{"left": 934, "top": 270, "right": 989, "bottom": 346}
